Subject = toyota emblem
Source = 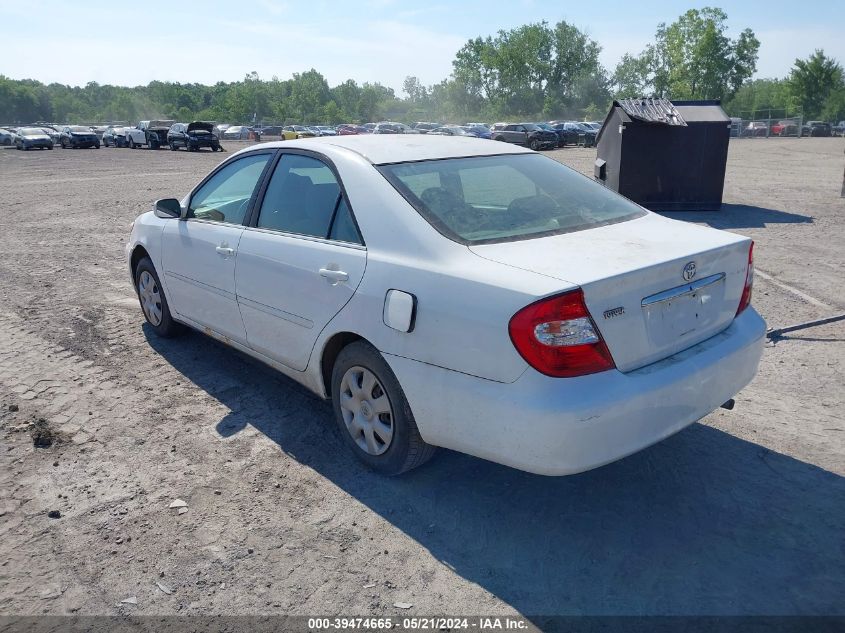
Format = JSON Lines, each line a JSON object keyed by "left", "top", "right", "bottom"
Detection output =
{"left": 682, "top": 261, "right": 697, "bottom": 281}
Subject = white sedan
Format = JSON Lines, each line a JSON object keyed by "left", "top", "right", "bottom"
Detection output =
{"left": 126, "top": 136, "right": 765, "bottom": 476}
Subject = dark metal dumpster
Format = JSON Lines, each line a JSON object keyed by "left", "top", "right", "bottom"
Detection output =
{"left": 594, "top": 99, "right": 730, "bottom": 211}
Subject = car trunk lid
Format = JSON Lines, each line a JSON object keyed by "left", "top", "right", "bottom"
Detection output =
{"left": 469, "top": 213, "right": 751, "bottom": 372}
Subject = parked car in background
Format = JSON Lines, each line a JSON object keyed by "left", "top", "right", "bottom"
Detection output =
{"left": 374, "top": 121, "right": 417, "bottom": 134}
{"left": 31, "top": 125, "right": 61, "bottom": 143}
{"left": 337, "top": 125, "right": 369, "bottom": 135}
{"left": 373, "top": 122, "right": 401, "bottom": 134}
{"left": 255, "top": 126, "right": 296, "bottom": 140}
{"left": 429, "top": 126, "right": 477, "bottom": 137}
{"left": 102, "top": 126, "right": 128, "bottom": 147}
{"left": 490, "top": 123, "right": 557, "bottom": 150}
{"left": 0, "top": 128, "right": 14, "bottom": 145}
{"left": 15, "top": 127, "right": 53, "bottom": 150}
{"left": 60, "top": 126, "right": 100, "bottom": 149}
{"left": 167, "top": 122, "right": 222, "bottom": 152}
{"left": 463, "top": 125, "right": 492, "bottom": 139}
{"left": 832, "top": 121, "right": 844, "bottom": 136}
{"left": 315, "top": 126, "right": 337, "bottom": 136}
{"left": 92, "top": 125, "right": 109, "bottom": 139}
{"left": 282, "top": 125, "right": 316, "bottom": 139}
{"left": 221, "top": 125, "right": 251, "bottom": 140}
{"left": 549, "top": 122, "right": 597, "bottom": 147}
{"left": 803, "top": 121, "right": 832, "bottom": 137}
{"left": 413, "top": 122, "right": 440, "bottom": 134}
{"left": 770, "top": 120, "right": 798, "bottom": 137}
{"left": 742, "top": 121, "right": 768, "bottom": 137}
{"left": 126, "top": 120, "right": 175, "bottom": 149}
{"left": 126, "top": 135, "right": 763, "bottom": 476}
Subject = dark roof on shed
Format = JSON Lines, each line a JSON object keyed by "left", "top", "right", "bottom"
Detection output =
{"left": 596, "top": 99, "right": 729, "bottom": 143}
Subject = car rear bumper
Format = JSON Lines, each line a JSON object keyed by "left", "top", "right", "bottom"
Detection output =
{"left": 187, "top": 137, "right": 219, "bottom": 147}
{"left": 383, "top": 307, "right": 766, "bottom": 476}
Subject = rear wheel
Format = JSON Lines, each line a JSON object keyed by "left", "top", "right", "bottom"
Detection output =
{"left": 134, "top": 257, "right": 183, "bottom": 338}
{"left": 169, "top": 141, "right": 178, "bottom": 151}
{"left": 129, "top": 138, "right": 136, "bottom": 149}
{"left": 331, "top": 341, "right": 435, "bottom": 475}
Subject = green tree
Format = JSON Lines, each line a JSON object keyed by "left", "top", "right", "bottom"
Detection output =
{"left": 452, "top": 20, "right": 605, "bottom": 119}
{"left": 722, "top": 78, "right": 795, "bottom": 118}
{"left": 615, "top": 7, "right": 759, "bottom": 101}
{"left": 788, "top": 50, "right": 844, "bottom": 119}
{"left": 822, "top": 88, "right": 845, "bottom": 123}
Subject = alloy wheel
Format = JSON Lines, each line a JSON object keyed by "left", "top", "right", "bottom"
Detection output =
{"left": 339, "top": 366, "right": 395, "bottom": 455}
{"left": 137, "top": 270, "right": 163, "bottom": 326}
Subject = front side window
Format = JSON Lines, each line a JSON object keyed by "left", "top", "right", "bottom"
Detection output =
{"left": 188, "top": 153, "right": 272, "bottom": 224}
{"left": 379, "top": 154, "right": 646, "bottom": 244}
{"left": 256, "top": 154, "right": 361, "bottom": 244}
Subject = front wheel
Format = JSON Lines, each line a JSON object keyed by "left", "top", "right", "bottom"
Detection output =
{"left": 331, "top": 341, "right": 435, "bottom": 475}
{"left": 134, "top": 257, "right": 183, "bottom": 338}
{"left": 529, "top": 138, "right": 540, "bottom": 151}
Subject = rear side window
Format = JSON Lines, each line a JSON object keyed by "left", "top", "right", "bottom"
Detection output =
{"left": 256, "top": 154, "right": 361, "bottom": 244}
{"left": 379, "top": 154, "right": 646, "bottom": 244}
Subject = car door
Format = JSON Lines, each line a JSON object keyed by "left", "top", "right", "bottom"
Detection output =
{"left": 160, "top": 151, "right": 275, "bottom": 343}
{"left": 235, "top": 152, "right": 367, "bottom": 371}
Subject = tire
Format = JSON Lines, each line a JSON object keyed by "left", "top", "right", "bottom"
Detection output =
{"left": 134, "top": 257, "right": 183, "bottom": 338}
{"left": 331, "top": 341, "right": 435, "bottom": 475}
{"left": 529, "top": 138, "right": 540, "bottom": 151}
{"left": 169, "top": 141, "right": 178, "bottom": 151}
{"left": 129, "top": 138, "right": 136, "bottom": 149}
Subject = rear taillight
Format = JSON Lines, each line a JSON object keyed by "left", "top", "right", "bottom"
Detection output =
{"left": 736, "top": 241, "right": 754, "bottom": 316}
{"left": 509, "top": 289, "right": 616, "bottom": 378}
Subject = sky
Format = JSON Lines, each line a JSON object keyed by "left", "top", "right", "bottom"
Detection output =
{"left": 1, "top": 0, "right": 842, "bottom": 94}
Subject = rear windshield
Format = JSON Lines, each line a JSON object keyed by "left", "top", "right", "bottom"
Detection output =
{"left": 378, "top": 154, "right": 646, "bottom": 244}
{"left": 20, "top": 128, "right": 45, "bottom": 135}
{"left": 69, "top": 126, "right": 91, "bottom": 133}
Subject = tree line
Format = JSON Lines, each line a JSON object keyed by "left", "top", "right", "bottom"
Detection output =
{"left": 1, "top": 7, "right": 843, "bottom": 126}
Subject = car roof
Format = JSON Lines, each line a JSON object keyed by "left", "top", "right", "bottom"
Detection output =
{"left": 237, "top": 134, "right": 532, "bottom": 165}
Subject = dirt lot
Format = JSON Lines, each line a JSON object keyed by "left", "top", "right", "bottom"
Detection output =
{"left": 0, "top": 138, "right": 843, "bottom": 621}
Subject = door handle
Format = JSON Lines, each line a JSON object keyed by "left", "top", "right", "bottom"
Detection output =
{"left": 319, "top": 268, "right": 349, "bottom": 283}
{"left": 215, "top": 246, "right": 235, "bottom": 256}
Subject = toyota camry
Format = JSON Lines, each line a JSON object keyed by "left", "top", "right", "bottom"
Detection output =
{"left": 126, "top": 136, "right": 765, "bottom": 476}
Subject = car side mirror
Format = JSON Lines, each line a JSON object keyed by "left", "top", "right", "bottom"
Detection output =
{"left": 154, "top": 198, "right": 182, "bottom": 219}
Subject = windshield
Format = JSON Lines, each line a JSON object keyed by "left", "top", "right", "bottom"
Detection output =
{"left": 20, "top": 128, "right": 45, "bottom": 135}
{"left": 379, "top": 154, "right": 646, "bottom": 244}
{"left": 69, "top": 126, "right": 91, "bottom": 133}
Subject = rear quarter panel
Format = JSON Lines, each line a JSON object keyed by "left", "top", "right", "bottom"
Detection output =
{"left": 307, "top": 150, "right": 567, "bottom": 385}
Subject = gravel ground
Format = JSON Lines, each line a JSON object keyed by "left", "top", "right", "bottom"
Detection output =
{"left": 0, "top": 138, "right": 843, "bottom": 621}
